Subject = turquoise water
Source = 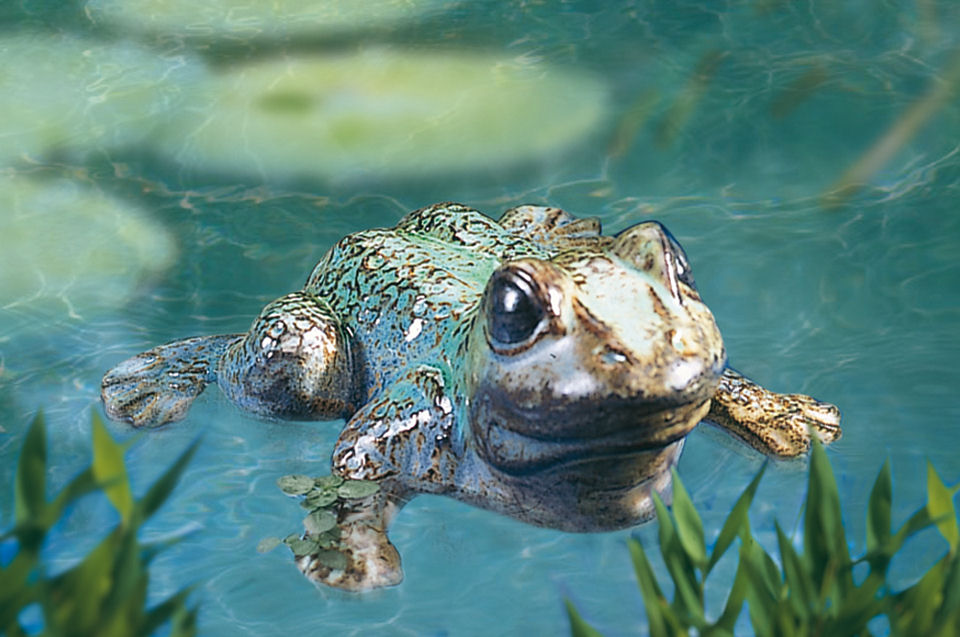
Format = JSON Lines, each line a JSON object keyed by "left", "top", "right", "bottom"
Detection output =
{"left": 2, "top": 1, "right": 959, "bottom": 634}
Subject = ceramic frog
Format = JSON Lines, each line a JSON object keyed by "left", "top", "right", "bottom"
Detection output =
{"left": 101, "top": 202, "right": 841, "bottom": 590}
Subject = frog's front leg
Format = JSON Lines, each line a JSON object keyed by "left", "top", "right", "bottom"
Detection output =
{"left": 299, "top": 366, "right": 457, "bottom": 591}
{"left": 705, "top": 367, "right": 841, "bottom": 457}
{"left": 218, "top": 291, "right": 357, "bottom": 420}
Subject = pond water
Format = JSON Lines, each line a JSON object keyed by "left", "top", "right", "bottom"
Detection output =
{"left": 2, "top": 1, "right": 959, "bottom": 635}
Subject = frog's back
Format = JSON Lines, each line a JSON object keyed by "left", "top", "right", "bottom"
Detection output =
{"left": 305, "top": 203, "right": 572, "bottom": 398}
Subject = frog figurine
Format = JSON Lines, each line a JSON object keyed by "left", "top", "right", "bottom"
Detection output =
{"left": 101, "top": 202, "right": 840, "bottom": 590}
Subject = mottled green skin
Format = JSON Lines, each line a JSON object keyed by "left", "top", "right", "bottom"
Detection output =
{"left": 102, "top": 202, "right": 840, "bottom": 590}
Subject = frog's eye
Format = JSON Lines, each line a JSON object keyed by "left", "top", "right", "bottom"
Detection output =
{"left": 486, "top": 269, "right": 546, "bottom": 347}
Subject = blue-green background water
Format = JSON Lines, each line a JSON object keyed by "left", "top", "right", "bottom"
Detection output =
{"left": 1, "top": 1, "right": 959, "bottom": 635}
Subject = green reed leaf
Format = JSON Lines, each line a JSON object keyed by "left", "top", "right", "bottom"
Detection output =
{"left": 775, "top": 521, "right": 815, "bottom": 619}
{"left": 14, "top": 413, "right": 46, "bottom": 526}
{"left": 138, "top": 439, "right": 199, "bottom": 521}
{"left": 670, "top": 468, "right": 707, "bottom": 569}
{"left": 866, "top": 459, "right": 892, "bottom": 556}
{"left": 92, "top": 413, "right": 134, "bottom": 525}
{"left": 708, "top": 463, "right": 766, "bottom": 573}
{"left": 627, "top": 538, "right": 670, "bottom": 637}
{"left": 564, "top": 599, "right": 605, "bottom": 637}
{"left": 712, "top": 561, "right": 748, "bottom": 633}
{"left": 927, "top": 460, "right": 959, "bottom": 553}
{"left": 803, "top": 438, "right": 851, "bottom": 593}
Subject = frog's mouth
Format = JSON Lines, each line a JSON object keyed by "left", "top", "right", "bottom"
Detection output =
{"left": 470, "top": 396, "right": 711, "bottom": 477}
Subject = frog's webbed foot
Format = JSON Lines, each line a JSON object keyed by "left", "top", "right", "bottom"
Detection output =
{"left": 101, "top": 334, "right": 241, "bottom": 427}
{"left": 705, "top": 368, "right": 841, "bottom": 457}
{"left": 297, "top": 491, "right": 404, "bottom": 591}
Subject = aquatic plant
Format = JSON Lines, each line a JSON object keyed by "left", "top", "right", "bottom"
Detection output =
{"left": 566, "top": 440, "right": 960, "bottom": 636}
{"left": 260, "top": 473, "right": 381, "bottom": 571}
{"left": 1, "top": 412, "right": 198, "bottom": 636}
{"left": 0, "top": 32, "right": 197, "bottom": 166}
{"left": 84, "top": 0, "right": 456, "bottom": 39}
{"left": 0, "top": 172, "right": 176, "bottom": 315}
{"left": 155, "top": 49, "right": 607, "bottom": 181}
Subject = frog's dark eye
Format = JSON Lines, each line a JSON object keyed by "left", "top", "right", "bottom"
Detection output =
{"left": 486, "top": 270, "right": 545, "bottom": 347}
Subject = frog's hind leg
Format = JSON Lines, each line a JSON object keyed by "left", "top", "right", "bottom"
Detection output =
{"left": 102, "top": 334, "right": 242, "bottom": 428}
{"left": 217, "top": 291, "right": 356, "bottom": 421}
{"left": 705, "top": 367, "right": 841, "bottom": 457}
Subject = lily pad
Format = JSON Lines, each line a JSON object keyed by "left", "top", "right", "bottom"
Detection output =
{"left": 84, "top": 0, "right": 456, "bottom": 40}
{"left": 0, "top": 173, "right": 176, "bottom": 316}
{"left": 155, "top": 48, "right": 607, "bottom": 181}
{"left": 337, "top": 480, "right": 381, "bottom": 499}
{"left": 0, "top": 32, "right": 200, "bottom": 166}
{"left": 277, "top": 474, "right": 315, "bottom": 496}
{"left": 257, "top": 537, "right": 282, "bottom": 554}
{"left": 303, "top": 509, "right": 337, "bottom": 535}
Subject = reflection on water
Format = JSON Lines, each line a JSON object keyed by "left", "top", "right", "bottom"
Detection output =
{"left": 1, "top": 1, "right": 959, "bottom": 635}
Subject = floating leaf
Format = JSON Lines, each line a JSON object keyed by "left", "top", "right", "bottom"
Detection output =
{"left": 314, "top": 527, "right": 341, "bottom": 549}
{"left": 314, "top": 549, "right": 349, "bottom": 571}
{"left": 286, "top": 537, "right": 319, "bottom": 557}
{"left": 926, "top": 460, "right": 959, "bottom": 554}
{"left": 303, "top": 489, "right": 339, "bottom": 510}
{"left": 315, "top": 475, "right": 344, "bottom": 489}
{"left": 277, "top": 475, "right": 315, "bottom": 496}
{"left": 304, "top": 510, "right": 337, "bottom": 535}
{"left": 257, "top": 538, "right": 281, "bottom": 554}
{"left": 91, "top": 413, "right": 134, "bottom": 525}
{"left": 337, "top": 480, "right": 380, "bottom": 499}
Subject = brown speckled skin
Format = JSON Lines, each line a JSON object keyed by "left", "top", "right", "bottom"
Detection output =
{"left": 101, "top": 202, "right": 841, "bottom": 591}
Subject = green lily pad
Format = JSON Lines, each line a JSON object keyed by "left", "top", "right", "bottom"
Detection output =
{"left": 0, "top": 173, "right": 177, "bottom": 315}
{"left": 155, "top": 49, "right": 607, "bottom": 182}
{"left": 257, "top": 537, "right": 282, "bottom": 554}
{"left": 84, "top": 0, "right": 456, "bottom": 39}
{"left": 303, "top": 509, "right": 337, "bottom": 535}
{"left": 277, "top": 474, "right": 316, "bottom": 496}
{"left": 314, "top": 549, "right": 349, "bottom": 571}
{"left": 0, "top": 32, "right": 199, "bottom": 166}
{"left": 337, "top": 480, "right": 381, "bottom": 499}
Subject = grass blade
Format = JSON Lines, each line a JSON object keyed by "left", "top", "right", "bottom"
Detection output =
{"left": 565, "top": 599, "right": 604, "bottom": 637}
{"left": 926, "top": 460, "right": 959, "bottom": 554}
{"left": 92, "top": 414, "right": 134, "bottom": 525}
{"left": 708, "top": 464, "right": 766, "bottom": 573}
{"left": 14, "top": 413, "right": 46, "bottom": 526}
{"left": 670, "top": 468, "right": 707, "bottom": 569}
